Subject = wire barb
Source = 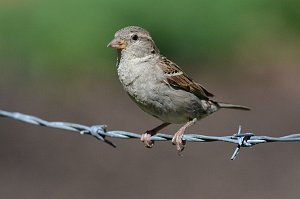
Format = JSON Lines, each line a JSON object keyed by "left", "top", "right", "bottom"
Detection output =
{"left": 1, "top": 109, "right": 300, "bottom": 160}
{"left": 230, "top": 126, "right": 254, "bottom": 160}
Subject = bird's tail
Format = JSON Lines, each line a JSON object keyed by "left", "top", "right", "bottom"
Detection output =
{"left": 216, "top": 102, "right": 251, "bottom": 111}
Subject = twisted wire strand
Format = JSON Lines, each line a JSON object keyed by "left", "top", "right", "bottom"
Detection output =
{"left": 1, "top": 109, "right": 300, "bottom": 160}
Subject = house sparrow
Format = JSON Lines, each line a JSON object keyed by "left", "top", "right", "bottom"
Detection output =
{"left": 107, "top": 26, "right": 250, "bottom": 153}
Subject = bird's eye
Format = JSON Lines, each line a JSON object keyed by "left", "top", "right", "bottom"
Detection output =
{"left": 132, "top": 34, "right": 138, "bottom": 41}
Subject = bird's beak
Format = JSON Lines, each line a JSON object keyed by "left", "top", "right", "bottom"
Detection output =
{"left": 107, "top": 38, "right": 127, "bottom": 49}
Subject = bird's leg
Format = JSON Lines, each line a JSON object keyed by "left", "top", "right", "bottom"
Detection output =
{"left": 141, "top": 122, "right": 170, "bottom": 148}
{"left": 172, "top": 118, "right": 197, "bottom": 153}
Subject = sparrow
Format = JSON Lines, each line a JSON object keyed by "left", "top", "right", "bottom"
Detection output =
{"left": 107, "top": 26, "right": 250, "bottom": 153}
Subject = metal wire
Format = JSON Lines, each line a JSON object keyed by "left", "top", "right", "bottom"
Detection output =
{"left": 1, "top": 109, "right": 300, "bottom": 160}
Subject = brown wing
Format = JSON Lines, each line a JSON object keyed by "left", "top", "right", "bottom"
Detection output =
{"left": 159, "top": 56, "right": 214, "bottom": 100}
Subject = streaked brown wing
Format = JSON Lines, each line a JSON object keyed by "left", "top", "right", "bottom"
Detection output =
{"left": 159, "top": 56, "right": 214, "bottom": 100}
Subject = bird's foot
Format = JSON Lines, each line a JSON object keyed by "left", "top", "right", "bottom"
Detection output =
{"left": 172, "top": 130, "right": 186, "bottom": 153}
{"left": 140, "top": 123, "right": 170, "bottom": 149}
{"left": 141, "top": 131, "right": 155, "bottom": 148}
{"left": 171, "top": 119, "right": 196, "bottom": 154}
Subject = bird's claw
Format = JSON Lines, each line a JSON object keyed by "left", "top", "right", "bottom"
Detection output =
{"left": 172, "top": 134, "right": 186, "bottom": 154}
{"left": 141, "top": 131, "right": 154, "bottom": 148}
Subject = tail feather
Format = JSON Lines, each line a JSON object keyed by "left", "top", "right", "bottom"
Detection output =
{"left": 216, "top": 102, "right": 251, "bottom": 111}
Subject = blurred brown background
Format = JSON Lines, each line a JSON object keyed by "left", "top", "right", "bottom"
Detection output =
{"left": 1, "top": 0, "right": 300, "bottom": 199}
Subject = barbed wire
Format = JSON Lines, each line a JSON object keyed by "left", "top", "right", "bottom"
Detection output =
{"left": 1, "top": 109, "right": 300, "bottom": 160}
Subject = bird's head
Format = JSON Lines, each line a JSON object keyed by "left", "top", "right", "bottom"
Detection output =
{"left": 107, "top": 26, "right": 159, "bottom": 58}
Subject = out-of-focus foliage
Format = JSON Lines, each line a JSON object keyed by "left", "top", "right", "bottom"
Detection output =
{"left": 0, "top": 0, "right": 299, "bottom": 75}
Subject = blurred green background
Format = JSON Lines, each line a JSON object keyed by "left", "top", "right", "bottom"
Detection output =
{"left": 1, "top": 1, "right": 300, "bottom": 199}
{"left": 1, "top": 0, "right": 299, "bottom": 76}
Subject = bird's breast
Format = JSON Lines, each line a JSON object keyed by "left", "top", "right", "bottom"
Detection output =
{"left": 116, "top": 58, "right": 216, "bottom": 124}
